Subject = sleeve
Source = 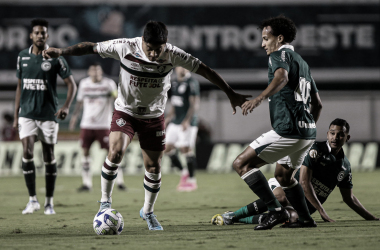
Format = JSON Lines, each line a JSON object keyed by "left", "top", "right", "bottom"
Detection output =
{"left": 189, "top": 78, "right": 200, "bottom": 96}
{"left": 16, "top": 54, "right": 22, "bottom": 79}
{"left": 76, "top": 80, "right": 84, "bottom": 102}
{"left": 57, "top": 56, "right": 72, "bottom": 79}
{"left": 97, "top": 39, "right": 129, "bottom": 61}
{"left": 337, "top": 162, "right": 353, "bottom": 189}
{"left": 269, "top": 51, "right": 289, "bottom": 73}
{"left": 310, "top": 75, "right": 318, "bottom": 94}
{"left": 302, "top": 143, "right": 319, "bottom": 170}
{"left": 167, "top": 45, "right": 201, "bottom": 73}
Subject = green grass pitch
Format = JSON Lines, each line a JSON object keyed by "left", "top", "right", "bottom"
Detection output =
{"left": 1, "top": 171, "right": 380, "bottom": 250}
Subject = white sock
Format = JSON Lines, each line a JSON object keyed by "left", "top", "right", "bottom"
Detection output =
{"left": 143, "top": 170, "right": 161, "bottom": 214}
{"left": 81, "top": 156, "right": 92, "bottom": 188}
{"left": 100, "top": 158, "right": 119, "bottom": 203}
{"left": 116, "top": 167, "right": 125, "bottom": 186}
{"left": 29, "top": 196, "right": 37, "bottom": 202}
{"left": 45, "top": 197, "right": 53, "bottom": 206}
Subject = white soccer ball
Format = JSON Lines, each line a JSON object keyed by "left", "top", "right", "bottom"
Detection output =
{"left": 93, "top": 208, "right": 124, "bottom": 235}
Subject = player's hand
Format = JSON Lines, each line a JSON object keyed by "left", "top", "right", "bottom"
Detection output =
{"left": 228, "top": 92, "right": 252, "bottom": 115}
{"left": 319, "top": 210, "right": 335, "bottom": 222}
{"left": 241, "top": 97, "right": 264, "bottom": 116}
{"left": 55, "top": 106, "right": 69, "bottom": 120}
{"left": 42, "top": 47, "right": 62, "bottom": 59}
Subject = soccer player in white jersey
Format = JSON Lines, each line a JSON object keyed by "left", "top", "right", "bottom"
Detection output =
{"left": 43, "top": 20, "right": 250, "bottom": 231}
{"left": 69, "top": 62, "right": 126, "bottom": 192}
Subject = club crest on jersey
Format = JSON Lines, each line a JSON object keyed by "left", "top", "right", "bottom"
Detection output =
{"left": 116, "top": 118, "right": 126, "bottom": 127}
{"left": 337, "top": 171, "right": 345, "bottom": 181}
{"left": 41, "top": 61, "right": 51, "bottom": 71}
{"left": 157, "top": 65, "right": 166, "bottom": 74}
{"left": 309, "top": 149, "right": 318, "bottom": 158}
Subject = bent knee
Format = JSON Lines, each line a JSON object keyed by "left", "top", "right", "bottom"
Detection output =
{"left": 108, "top": 149, "right": 124, "bottom": 163}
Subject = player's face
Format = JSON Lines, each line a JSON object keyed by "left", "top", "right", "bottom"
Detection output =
{"left": 327, "top": 125, "right": 350, "bottom": 150}
{"left": 142, "top": 40, "right": 165, "bottom": 62}
{"left": 88, "top": 65, "right": 103, "bottom": 83}
{"left": 262, "top": 26, "right": 283, "bottom": 55}
{"left": 30, "top": 26, "right": 48, "bottom": 49}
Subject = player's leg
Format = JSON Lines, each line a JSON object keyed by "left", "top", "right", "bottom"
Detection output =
{"left": 164, "top": 123, "right": 184, "bottom": 175}
{"left": 39, "top": 120, "right": 59, "bottom": 215}
{"left": 275, "top": 140, "right": 316, "bottom": 227}
{"left": 78, "top": 129, "right": 94, "bottom": 191}
{"left": 18, "top": 118, "right": 40, "bottom": 214}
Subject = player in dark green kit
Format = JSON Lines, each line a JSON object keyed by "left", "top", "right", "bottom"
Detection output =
{"left": 13, "top": 19, "right": 77, "bottom": 215}
{"left": 212, "top": 119, "right": 379, "bottom": 225}
{"left": 164, "top": 67, "right": 200, "bottom": 191}
{"left": 232, "top": 15, "right": 323, "bottom": 230}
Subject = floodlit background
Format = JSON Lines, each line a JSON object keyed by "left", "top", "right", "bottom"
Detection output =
{"left": 0, "top": 0, "right": 379, "bottom": 175}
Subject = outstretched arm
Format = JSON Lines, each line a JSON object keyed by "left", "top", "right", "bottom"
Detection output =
{"left": 43, "top": 42, "right": 98, "bottom": 58}
{"left": 339, "top": 188, "right": 379, "bottom": 220}
{"left": 241, "top": 68, "right": 288, "bottom": 116}
{"left": 195, "top": 63, "right": 251, "bottom": 115}
{"left": 55, "top": 76, "right": 77, "bottom": 120}
{"left": 299, "top": 165, "right": 335, "bottom": 222}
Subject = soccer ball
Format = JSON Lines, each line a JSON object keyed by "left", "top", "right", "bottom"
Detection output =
{"left": 93, "top": 208, "right": 124, "bottom": 235}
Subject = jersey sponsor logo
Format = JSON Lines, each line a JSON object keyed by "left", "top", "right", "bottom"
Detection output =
{"left": 337, "top": 171, "right": 345, "bottom": 181}
{"left": 178, "top": 84, "right": 187, "bottom": 94}
{"left": 116, "top": 118, "right": 126, "bottom": 127}
{"left": 129, "top": 75, "right": 163, "bottom": 89}
{"left": 298, "top": 121, "right": 316, "bottom": 129}
{"left": 309, "top": 149, "right": 318, "bottom": 158}
{"left": 157, "top": 65, "right": 166, "bottom": 75}
{"left": 171, "top": 96, "right": 184, "bottom": 107}
{"left": 23, "top": 79, "right": 47, "bottom": 91}
{"left": 41, "top": 61, "right": 51, "bottom": 71}
{"left": 23, "top": 64, "right": 28, "bottom": 67}
{"left": 156, "top": 130, "right": 165, "bottom": 137}
{"left": 311, "top": 178, "right": 332, "bottom": 198}
{"left": 22, "top": 57, "right": 30, "bottom": 60}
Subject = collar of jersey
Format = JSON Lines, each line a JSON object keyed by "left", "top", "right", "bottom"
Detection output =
{"left": 29, "top": 44, "right": 50, "bottom": 54}
{"left": 278, "top": 45, "right": 294, "bottom": 51}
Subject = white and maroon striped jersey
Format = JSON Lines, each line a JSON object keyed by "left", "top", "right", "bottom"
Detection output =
{"left": 96, "top": 37, "right": 201, "bottom": 119}
{"left": 76, "top": 76, "right": 117, "bottom": 129}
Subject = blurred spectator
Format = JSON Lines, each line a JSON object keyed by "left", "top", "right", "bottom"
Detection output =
{"left": 1, "top": 113, "right": 17, "bottom": 141}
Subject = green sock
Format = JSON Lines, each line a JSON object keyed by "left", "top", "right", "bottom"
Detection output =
{"left": 234, "top": 206, "right": 249, "bottom": 219}
{"left": 45, "top": 162, "right": 57, "bottom": 197}
{"left": 22, "top": 159, "right": 36, "bottom": 197}
{"left": 242, "top": 169, "right": 282, "bottom": 211}
{"left": 238, "top": 216, "right": 254, "bottom": 224}
{"left": 238, "top": 214, "right": 268, "bottom": 224}
{"left": 284, "top": 182, "right": 313, "bottom": 222}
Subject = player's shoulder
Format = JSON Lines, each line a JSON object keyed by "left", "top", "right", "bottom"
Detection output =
{"left": 307, "top": 141, "right": 326, "bottom": 159}
{"left": 18, "top": 48, "right": 30, "bottom": 56}
{"left": 342, "top": 155, "right": 351, "bottom": 169}
{"left": 164, "top": 43, "right": 190, "bottom": 59}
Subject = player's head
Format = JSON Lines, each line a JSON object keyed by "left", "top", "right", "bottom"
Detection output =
{"left": 259, "top": 15, "right": 297, "bottom": 55}
{"left": 142, "top": 21, "right": 168, "bottom": 61}
{"left": 30, "top": 19, "right": 49, "bottom": 49}
{"left": 327, "top": 118, "right": 350, "bottom": 151}
{"left": 88, "top": 62, "right": 103, "bottom": 83}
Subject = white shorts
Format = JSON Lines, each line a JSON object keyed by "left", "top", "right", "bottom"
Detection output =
{"left": 18, "top": 117, "right": 59, "bottom": 144}
{"left": 249, "top": 130, "right": 314, "bottom": 169}
{"left": 166, "top": 123, "right": 198, "bottom": 148}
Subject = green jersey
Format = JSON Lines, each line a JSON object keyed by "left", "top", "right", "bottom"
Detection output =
{"left": 170, "top": 75, "right": 200, "bottom": 126}
{"left": 268, "top": 45, "right": 318, "bottom": 139}
{"left": 294, "top": 141, "right": 353, "bottom": 205}
{"left": 16, "top": 45, "right": 72, "bottom": 122}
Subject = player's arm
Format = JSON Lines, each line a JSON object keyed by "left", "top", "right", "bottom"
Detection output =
{"left": 55, "top": 76, "right": 77, "bottom": 120}
{"left": 69, "top": 101, "right": 83, "bottom": 131}
{"left": 43, "top": 42, "right": 98, "bottom": 58}
{"left": 181, "top": 95, "right": 200, "bottom": 131}
{"left": 309, "top": 92, "right": 322, "bottom": 123}
{"left": 241, "top": 68, "right": 288, "bottom": 116}
{"left": 13, "top": 79, "right": 22, "bottom": 129}
{"left": 299, "top": 165, "right": 335, "bottom": 222}
{"left": 339, "top": 188, "right": 379, "bottom": 220}
{"left": 195, "top": 63, "right": 251, "bottom": 115}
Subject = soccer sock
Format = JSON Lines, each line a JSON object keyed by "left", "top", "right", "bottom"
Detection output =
{"left": 116, "top": 167, "right": 125, "bottom": 186}
{"left": 45, "top": 197, "right": 54, "bottom": 206}
{"left": 167, "top": 150, "right": 183, "bottom": 170}
{"left": 185, "top": 154, "right": 197, "bottom": 178}
{"left": 45, "top": 159, "right": 57, "bottom": 200}
{"left": 100, "top": 158, "right": 118, "bottom": 203}
{"left": 22, "top": 158, "right": 36, "bottom": 197}
{"left": 283, "top": 180, "right": 313, "bottom": 222}
{"left": 143, "top": 170, "right": 161, "bottom": 214}
{"left": 81, "top": 156, "right": 92, "bottom": 188}
{"left": 241, "top": 169, "right": 282, "bottom": 212}
{"left": 233, "top": 199, "right": 268, "bottom": 219}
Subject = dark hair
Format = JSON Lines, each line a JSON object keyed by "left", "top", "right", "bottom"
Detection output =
{"left": 89, "top": 62, "right": 101, "bottom": 67}
{"left": 30, "top": 19, "right": 49, "bottom": 32}
{"left": 258, "top": 15, "right": 297, "bottom": 43}
{"left": 143, "top": 20, "right": 168, "bottom": 45}
{"left": 330, "top": 118, "right": 350, "bottom": 134}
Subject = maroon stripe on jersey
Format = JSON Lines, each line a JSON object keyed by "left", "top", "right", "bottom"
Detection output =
{"left": 103, "top": 162, "right": 118, "bottom": 171}
{"left": 144, "top": 175, "right": 161, "bottom": 184}
{"left": 124, "top": 54, "right": 157, "bottom": 66}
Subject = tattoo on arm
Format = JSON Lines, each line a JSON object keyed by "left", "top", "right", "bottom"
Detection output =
{"left": 61, "top": 42, "right": 97, "bottom": 56}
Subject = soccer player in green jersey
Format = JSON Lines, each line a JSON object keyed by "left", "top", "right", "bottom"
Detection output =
{"left": 233, "top": 15, "right": 323, "bottom": 230}
{"left": 212, "top": 119, "right": 379, "bottom": 226}
{"left": 164, "top": 67, "right": 200, "bottom": 191}
{"left": 13, "top": 19, "right": 77, "bottom": 215}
